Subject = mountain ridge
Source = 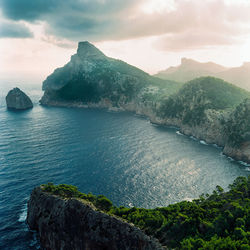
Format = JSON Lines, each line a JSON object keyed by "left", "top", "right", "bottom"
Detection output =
{"left": 155, "top": 58, "right": 250, "bottom": 91}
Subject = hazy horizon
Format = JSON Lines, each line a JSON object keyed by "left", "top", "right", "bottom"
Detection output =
{"left": 1, "top": 0, "right": 250, "bottom": 85}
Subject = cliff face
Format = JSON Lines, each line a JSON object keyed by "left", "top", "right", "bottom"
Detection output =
{"left": 27, "top": 187, "right": 164, "bottom": 250}
{"left": 223, "top": 99, "right": 250, "bottom": 162}
{"left": 6, "top": 88, "right": 33, "bottom": 110}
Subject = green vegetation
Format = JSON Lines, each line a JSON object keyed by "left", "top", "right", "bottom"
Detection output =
{"left": 158, "top": 77, "right": 250, "bottom": 125}
{"left": 42, "top": 183, "right": 113, "bottom": 211}
{"left": 225, "top": 99, "right": 250, "bottom": 145}
{"left": 42, "top": 176, "right": 250, "bottom": 249}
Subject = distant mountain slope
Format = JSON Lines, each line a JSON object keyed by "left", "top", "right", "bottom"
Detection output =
{"left": 155, "top": 58, "right": 250, "bottom": 91}
{"left": 155, "top": 58, "right": 228, "bottom": 82}
{"left": 217, "top": 62, "right": 250, "bottom": 91}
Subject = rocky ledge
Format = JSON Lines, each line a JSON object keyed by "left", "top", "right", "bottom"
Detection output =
{"left": 27, "top": 186, "right": 164, "bottom": 250}
{"left": 6, "top": 87, "right": 33, "bottom": 110}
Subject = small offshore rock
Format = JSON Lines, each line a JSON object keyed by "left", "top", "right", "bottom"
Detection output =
{"left": 6, "top": 87, "right": 33, "bottom": 110}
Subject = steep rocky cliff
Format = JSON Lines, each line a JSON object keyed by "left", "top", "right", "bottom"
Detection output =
{"left": 223, "top": 99, "right": 250, "bottom": 162}
{"left": 27, "top": 186, "right": 164, "bottom": 250}
{"left": 6, "top": 87, "right": 33, "bottom": 110}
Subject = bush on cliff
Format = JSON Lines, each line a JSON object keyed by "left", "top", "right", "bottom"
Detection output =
{"left": 42, "top": 183, "right": 113, "bottom": 212}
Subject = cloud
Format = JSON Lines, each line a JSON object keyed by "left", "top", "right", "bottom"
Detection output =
{"left": 0, "top": 20, "right": 33, "bottom": 38}
{"left": 154, "top": 31, "right": 240, "bottom": 51}
{"left": 1, "top": 0, "right": 250, "bottom": 50}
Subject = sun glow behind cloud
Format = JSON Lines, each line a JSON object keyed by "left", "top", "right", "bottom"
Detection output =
{"left": 140, "top": 0, "right": 176, "bottom": 14}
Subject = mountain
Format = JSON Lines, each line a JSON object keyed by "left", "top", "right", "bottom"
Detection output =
{"left": 41, "top": 41, "right": 182, "bottom": 109}
{"left": 155, "top": 58, "right": 250, "bottom": 91}
{"left": 217, "top": 62, "right": 250, "bottom": 91}
{"left": 40, "top": 42, "right": 250, "bottom": 163}
{"left": 155, "top": 58, "right": 228, "bottom": 82}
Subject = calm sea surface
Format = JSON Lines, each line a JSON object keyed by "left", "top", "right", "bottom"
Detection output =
{"left": 0, "top": 83, "right": 249, "bottom": 249}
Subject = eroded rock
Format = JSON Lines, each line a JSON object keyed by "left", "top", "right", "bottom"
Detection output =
{"left": 6, "top": 88, "right": 33, "bottom": 110}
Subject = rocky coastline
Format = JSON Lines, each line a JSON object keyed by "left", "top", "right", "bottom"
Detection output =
{"left": 39, "top": 41, "right": 250, "bottom": 164}
{"left": 27, "top": 186, "right": 164, "bottom": 250}
{"left": 40, "top": 97, "right": 250, "bottom": 165}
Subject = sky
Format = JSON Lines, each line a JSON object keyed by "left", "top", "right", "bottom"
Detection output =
{"left": 1, "top": 0, "right": 250, "bottom": 85}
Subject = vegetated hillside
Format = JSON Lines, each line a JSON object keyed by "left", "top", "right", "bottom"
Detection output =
{"left": 155, "top": 58, "right": 227, "bottom": 83}
{"left": 41, "top": 41, "right": 181, "bottom": 106}
{"left": 157, "top": 77, "right": 250, "bottom": 126}
{"left": 155, "top": 58, "right": 250, "bottom": 91}
{"left": 225, "top": 98, "right": 250, "bottom": 146}
{"left": 41, "top": 176, "right": 250, "bottom": 249}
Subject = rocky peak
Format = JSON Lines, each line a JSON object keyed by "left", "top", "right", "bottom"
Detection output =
{"left": 6, "top": 87, "right": 33, "bottom": 110}
{"left": 181, "top": 57, "right": 195, "bottom": 65}
{"left": 77, "top": 41, "right": 106, "bottom": 60}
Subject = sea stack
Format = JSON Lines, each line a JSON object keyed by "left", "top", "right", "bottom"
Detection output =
{"left": 6, "top": 88, "right": 33, "bottom": 110}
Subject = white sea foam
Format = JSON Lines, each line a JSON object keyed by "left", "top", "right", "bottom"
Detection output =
{"left": 200, "top": 140, "right": 208, "bottom": 145}
{"left": 128, "top": 203, "right": 133, "bottom": 208}
{"left": 176, "top": 131, "right": 184, "bottom": 136}
{"left": 238, "top": 161, "right": 250, "bottom": 167}
{"left": 190, "top": 136, "right": 198, "bottom": 141}
{"left": 18, "top": 204, "right": 27, "bottom": 222}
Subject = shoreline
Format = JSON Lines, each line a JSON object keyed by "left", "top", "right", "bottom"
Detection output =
{"left": 40, "top": 99, "right": 250, "bottom": 166}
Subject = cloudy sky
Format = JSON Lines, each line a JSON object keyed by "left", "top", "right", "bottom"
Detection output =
{"left": 1, "top": 0, "right": 250, "bottom": 84}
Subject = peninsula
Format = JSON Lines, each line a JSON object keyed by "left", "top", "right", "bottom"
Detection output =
{"left": 40, "top": 41, "right": 250, "bottom": 163}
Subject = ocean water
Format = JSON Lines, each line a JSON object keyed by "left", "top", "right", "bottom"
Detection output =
{"left": 0, "top": 83, "right": 249, "bottom": 249}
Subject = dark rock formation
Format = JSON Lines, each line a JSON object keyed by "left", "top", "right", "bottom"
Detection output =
{"left": 6, "top": 88, "right": 33, "bottom": 110}
{"left": 27, "top": 187, "right": 164, "bottom": 250}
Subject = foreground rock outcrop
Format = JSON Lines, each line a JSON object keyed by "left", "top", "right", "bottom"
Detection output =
{"left": 6, "top": 88, "right": 33, "bottom": 110}
{"left": 27, "top": 186, "right": 164, "bottom": 250}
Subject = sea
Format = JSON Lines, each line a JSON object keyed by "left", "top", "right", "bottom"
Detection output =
{"left": 0, "top": 83, "right": 249, "bottom": 249}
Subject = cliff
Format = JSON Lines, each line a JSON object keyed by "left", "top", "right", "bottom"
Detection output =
{"left": 27, "top": 186, "right": 164, "bottom": 250}
{"left": 6, "top": 87, "right": 33, "bottom": 110}
{"left": 27, "top": 178, "right": 250, "bottom": 249}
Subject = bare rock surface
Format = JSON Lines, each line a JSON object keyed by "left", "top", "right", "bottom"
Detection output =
{"left": 6, "top": 87, "right": 33, "bottom": 110}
